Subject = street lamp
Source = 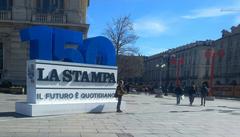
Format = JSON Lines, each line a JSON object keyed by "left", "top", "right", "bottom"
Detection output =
{"left": 155, "top": 63, "right": 166, "bottom": 87}
{"left": 155, "top": 63, "right": 167, "bottom": 97}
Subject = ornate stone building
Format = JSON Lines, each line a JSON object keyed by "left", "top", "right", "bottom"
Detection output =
{"left": 144, "top": 24, "right": 240, "bottom": 91}
{"left": 213, "top": 25, "right": 240, "bottom": 85}
{"left": 0, "top": 0, "right": 89, "bottom": 85}
{"left": 144, "top": 40, "right": 213, "bottom": 89}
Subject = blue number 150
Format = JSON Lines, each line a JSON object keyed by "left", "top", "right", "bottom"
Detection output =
{"left": 20, "top": 26, "right": 116, "bottom": 66}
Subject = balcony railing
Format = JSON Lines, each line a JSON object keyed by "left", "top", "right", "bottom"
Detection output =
{"left": 31, "top": 13, "right": 67, "bottom": 24}
{"left": 0, "top": 10, "right": 12, "bottom": 20}
{"left": 0, "top": 9, "right": 85, "bottom": 26}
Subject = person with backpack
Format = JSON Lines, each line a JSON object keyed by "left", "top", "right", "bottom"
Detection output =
{"left": 200, "top": 83, "right": 209, "bottom": 106}
{"left": 114, "top": 80, "right": 126, "bottom": 112}
{"left": 175, "top": 85, "right": 183, "bottom": 105}
{"left": 188, "top": 82, "right": 196, "bottom": 106}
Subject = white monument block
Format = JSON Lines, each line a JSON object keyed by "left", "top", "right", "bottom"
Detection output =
{"left": 16, "top": 60, "right": 125, "bottom": 116}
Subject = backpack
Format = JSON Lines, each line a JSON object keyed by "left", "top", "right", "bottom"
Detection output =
{"left": 114, "top": 90, "right": 119, "bottom": 98}
{"left": 114, "top": 85, "right": 121, "bottom": 98}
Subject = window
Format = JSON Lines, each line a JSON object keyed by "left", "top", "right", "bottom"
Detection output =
{"left": 0, "top": 0, "right": 12, "bottom": 10}
{"left": 36, "top": 0, "right": 64, "bottom": 14}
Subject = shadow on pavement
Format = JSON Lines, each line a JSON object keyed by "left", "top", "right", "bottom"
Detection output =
{"left": 217, "top": 105, "right": 240, "bottom": 110}
{"left": 162, "top": 103, "right": 200, "bottom": 107}
{"left": 89, "top": 105, "right": 104, "bottom": 113}
{"left": 216, "top": 97, "right": 240, "bottom": 101}
{"left": 0, "top": 112, "right": 27, "bottom": 118}
{"left": 170, "top": 110, "right": 198, "bottom": 113}
{"left": 169, "top": 108, "right": 238, "bottom": 115}
{"left": 169, "top": 109, "right": 215, "bottom": 113}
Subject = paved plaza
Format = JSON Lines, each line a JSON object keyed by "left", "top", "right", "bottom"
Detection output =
{"left": 0, "top": 93, "right": 240, "bottom": 137}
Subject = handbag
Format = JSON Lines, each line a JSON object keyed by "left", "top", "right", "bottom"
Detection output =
{"left": 114, "top": 91, "right": 118, "bottom": 98}
{"left": 180, "top": 95, "right": 185, "bottom": 100}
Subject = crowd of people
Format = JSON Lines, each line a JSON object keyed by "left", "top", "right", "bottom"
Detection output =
{"left": 174, "top": 82, "right": 209, "bottom": 106}
{"left": 114, "top": 80, "right": 210, "bottom": 113}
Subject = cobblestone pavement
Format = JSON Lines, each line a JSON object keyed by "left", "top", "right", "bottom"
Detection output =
{"left": 0, "top": 93, "right": 240, "bottom": 137}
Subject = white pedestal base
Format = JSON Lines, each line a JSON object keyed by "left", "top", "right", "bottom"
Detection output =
{"left": 16, "top": 101, "right": 126, "bottom": 116}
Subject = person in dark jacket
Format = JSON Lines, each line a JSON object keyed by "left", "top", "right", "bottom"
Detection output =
{"left": 116, "top": 80, "right": 126, "bottom": 112}
{"left": 175, "top": 85, "right": 183, "bottom": 105}
{"left": 200, "top": 83, "right": 209, "bottom": 106}
{"left": 188, "top": 82, "right": 196, "bottom": 106}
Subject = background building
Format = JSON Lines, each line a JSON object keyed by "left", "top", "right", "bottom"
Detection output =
{"left": 0, "top": 0, "right": 89, "bottom": 85}
{"left": 144, "top": 40, "right": 213, "bottom": 89}
{"left": 118, "top": 55, "right": 145, "bottom": 84}
{"left": 144, "top": 24, "right": 240, "bottom": 97}
{"left": 213, "top": 25, "right": 240, "bottom": 86}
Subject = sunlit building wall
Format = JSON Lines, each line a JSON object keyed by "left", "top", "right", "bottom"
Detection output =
{"left": 144, "top": 40, "right": 213, "bottom": 89}
{"left": 0, "top": 0, "right": 89, "bottom": 85}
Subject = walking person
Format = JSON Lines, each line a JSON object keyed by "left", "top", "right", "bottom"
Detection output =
{"left": 175, "top": 85, "right": 183, "bottom": 105}
{"left": 115, "top": 80, "right": 126, "bottom": 112}
{"left": 188, "top": 82, "right": 196, "bottom": 106}
{"left": 200, "top": 83, "right": 209, "bottom": 106}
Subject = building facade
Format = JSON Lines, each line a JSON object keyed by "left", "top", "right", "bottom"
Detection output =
{"left": 0, "top": 0, "right": 89, "bottom": 85}
{"left": 144, "top": 24, "right": 240, "bottom": 92}
{"left": 213, "top": 25, "right": 240, "bottom": 85}
{"left": 144, "top": 40, "right": 213, "bottom": 89}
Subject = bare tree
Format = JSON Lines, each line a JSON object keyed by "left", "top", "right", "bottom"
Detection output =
{"left": 104, "top": 15, "right": 139, "bottom": 57}
{"left": 118, "top": 55, "right": 144, "bottom": 81}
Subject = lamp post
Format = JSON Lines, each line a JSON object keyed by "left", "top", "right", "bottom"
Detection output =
{"left": 155, "top": 63, "right": 166, "bottom": 87}
{"left": 205, "top": 49, "right": 225, "bottom": 96}
{"left": 156, "top": 53, "right": 170, "bottom": 95}
{"left": 155, "top": 63, "right": 167, "bottom": 97}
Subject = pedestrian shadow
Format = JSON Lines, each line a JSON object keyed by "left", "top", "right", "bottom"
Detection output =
{"left": 170, "top": 110, "right": 198, "bottom": 113}
{"left": 231, "top": 112, "right": 240, "bottom": 115}
{"left": 162, "top": 103, "right": 200, "bottom": 107}
{"left": 0, "top": 112, "right": 27, "bottom": 118}
{"left": 218, "top": 110, "right": 234, "bottom": 113}
{"left": 178, "top": 104, "right": 200, "bottom": 107}
{"left": 169, "top": 108, "right": 237, "bottom": 114}
{"left": 169, "top": 109, "right": 215, "bottom": 113}
{"left": 161, "top": 103, "right": 175, "bottom": 106}
{"left": 201, "top": 109, "right": 215, "bottom": 112}
{"left": 217, "top": 106, "right": 240, "bottom": 110}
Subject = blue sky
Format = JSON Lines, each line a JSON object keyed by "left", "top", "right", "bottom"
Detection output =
{"left": 87, "top": 0, "right": 240, "bottom": 56}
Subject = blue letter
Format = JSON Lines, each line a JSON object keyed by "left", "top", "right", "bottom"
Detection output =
{"left": 20, "top": 26, "right": 53, "bottom": 60}
{"left": 82, "top": 36, "right": 116, "bottom": 66}
{"left": 53, "top": 28, "right": 84, "bottom": 63}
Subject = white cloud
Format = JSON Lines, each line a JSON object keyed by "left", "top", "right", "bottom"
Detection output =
{"left": 182, "top": 7, "right": 237, "bottom": 19}
{"left": 134, "top": 18, "right": 167, "bottom": 37}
